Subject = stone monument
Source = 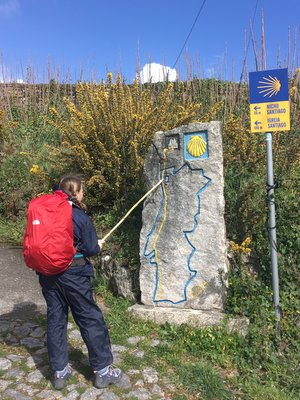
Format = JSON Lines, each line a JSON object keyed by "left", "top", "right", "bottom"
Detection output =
{"left": 129, "top": 121, "right": 229, "bottom": 326}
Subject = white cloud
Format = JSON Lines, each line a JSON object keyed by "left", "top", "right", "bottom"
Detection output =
{"left": 138, "top": 63, "right": 177, "bottom": 84}
{"left": 0, "top": 0, "right": 19, "bottom": 17}
{"left": 0, "top": 77, "right": 24, "bottom": 83}
{"left": 0, "top": 65, "right": 23, "bottom": 83}
{"left": 205, "top": 67, "right": 216, "bottom": 78}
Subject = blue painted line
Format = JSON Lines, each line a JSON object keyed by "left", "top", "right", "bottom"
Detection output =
{"left": 181, "top": 170, "right": 211, "bottom": 303}
{"left": 143, "top": 163, "right": 212, "bottom": 304}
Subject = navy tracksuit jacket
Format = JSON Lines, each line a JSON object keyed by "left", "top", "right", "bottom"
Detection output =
{"left": 39, "top": 204, "right": 113, "bottom": 372}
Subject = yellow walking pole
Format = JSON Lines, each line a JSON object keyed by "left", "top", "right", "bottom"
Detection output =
{"left": 102, "top": 179, "right": 163, "bottom": 242}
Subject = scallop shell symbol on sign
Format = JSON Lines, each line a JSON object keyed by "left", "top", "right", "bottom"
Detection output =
{"left": 186, "top": 135, "right": 207, "bottom": 157}
{"left": 258, "top": 75, "right": 281, "bottom": 98}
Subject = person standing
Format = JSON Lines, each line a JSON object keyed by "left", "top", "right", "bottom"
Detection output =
{"left": 38, "top": 175, "right": 122, "bottom": 390}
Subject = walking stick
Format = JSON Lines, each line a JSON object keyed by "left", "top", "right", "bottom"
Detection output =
{"left": 102, "top": 179, "right": 163, "bottom": 241}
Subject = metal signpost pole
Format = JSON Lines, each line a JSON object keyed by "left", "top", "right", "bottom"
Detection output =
{"left": 265, "top": 132, "right": 280, "bottom": 321}
{"left": 249, "top": 68, "right": 289, "bottom": 324}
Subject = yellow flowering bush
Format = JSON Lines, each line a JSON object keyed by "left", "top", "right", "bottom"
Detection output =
{"left": 223, "top": 114, "right": 264, "bottom": 168}
{"left": 229, "top": 237, "right": 251, "bottom": 255}
{"left": 199, "top": 100, "right": 225, "bottom": 122}
{"left": 49, "top": 74, "right": 201, "bottom": 208}
{"left": 0, "top": 109, "right": 4, "bottom": 133}
{"left": 0, "top": 109, "right": 7, "bottom": 147}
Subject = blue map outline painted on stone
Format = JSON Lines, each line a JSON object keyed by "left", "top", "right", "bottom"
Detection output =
{"left": 143, "top": 163, "right": 212, "bottom": 304}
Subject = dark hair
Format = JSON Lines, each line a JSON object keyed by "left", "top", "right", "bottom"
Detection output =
{"left": 59, "top": 175, "right": 86, "bottom": 209}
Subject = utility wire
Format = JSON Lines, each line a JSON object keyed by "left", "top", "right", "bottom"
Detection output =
{"left": 235, "top": 0, "right": 259, "bottom": 106}
{"left": 172, "top": 0, "right": 207, "bottom": 69}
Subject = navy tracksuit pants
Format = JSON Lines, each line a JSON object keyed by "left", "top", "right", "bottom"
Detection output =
{"left": 39, "top": 273, "right": 113, "bottom": 372}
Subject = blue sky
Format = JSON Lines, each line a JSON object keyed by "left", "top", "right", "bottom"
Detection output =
{"left": 0, "top": 0, "right": 299, "bottom": 83}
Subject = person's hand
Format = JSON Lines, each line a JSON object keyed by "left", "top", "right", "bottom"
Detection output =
{"left": 98, "top": 239, "right": 105, "bottom": 248}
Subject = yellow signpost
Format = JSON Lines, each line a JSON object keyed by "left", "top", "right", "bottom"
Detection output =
{"left": 250, "top": 100, "right": 290, "bottom": 132}
{"left": 249, "top": 68, "right": 290, "bottom": 324}
{"left": 249, "top": 68, "right": 290, "bottom": 133}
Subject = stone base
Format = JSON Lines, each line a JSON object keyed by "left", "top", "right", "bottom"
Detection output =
{"left": 128, "top": 304, "right": 249, "bottom": 336}
{"left": 128, "top": 304, "right": 224, "bottom": 327}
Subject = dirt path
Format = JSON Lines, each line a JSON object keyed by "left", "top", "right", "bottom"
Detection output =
{"left": 0, "top": 244, "right": 46, "bottom": 318}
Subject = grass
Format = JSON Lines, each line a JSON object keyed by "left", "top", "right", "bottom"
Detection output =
{"left": 94, "top": 279, "right": 299, "bottom": 400}
{"left": 0, "top": 281, "right": 298, "bottom": 400}
{"left": 0, "top": 216, "right": 25, "bottom": 245}
{"left": 174, "top": 362, "right": 232, "bottom": 400}
{"left": 240, "top": 382, "right": 298, "bottom": 400}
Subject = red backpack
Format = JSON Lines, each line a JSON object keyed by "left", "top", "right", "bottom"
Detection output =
{"left": 23, "top": 190, "right": 76, "bottom": 276}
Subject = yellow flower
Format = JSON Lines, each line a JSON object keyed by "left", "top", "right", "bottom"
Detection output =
{"left": 30, "top": 164, "right": 42, "bottom": 174}
{"left": 289, "top": 86, "right": 297, "bottom": 97}
{"left": 230, "top": 237, "right": 251, "bottom": 254}
{"left": 242, "top": 237, "right": 251, "bottom": 246}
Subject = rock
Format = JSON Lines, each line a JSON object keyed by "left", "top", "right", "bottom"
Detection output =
{"left": 152, "top": 384, "right": 164, "bottom": 395}
{"left": 15, "top": 383, "right": 39, "bottom": 396}
{"left": 67, "top": 382, "right": 88, "bottom": 392}
{"left": 34, "top": 347, "right": 48, "bottom": 356}
{"left": 26, "top": 355, "right": 45, "bottom": 368}
{"left": 125, "top": 388, "right": 152, "bottom": 400}
{"left": 7, "top": 354, "right": 24, "bottom": 362}
{"left": 22, "top": 322, "right": 40, "bottom": 330}
{"left": 131, "top": 349, "right": 144, "bottom": 358}
{"left": 79, "top": 387, "right": 104, "bottom": 399}
{"left": 2, "top": 388, "right": 32, "bottom": 400}
{"left": 115, "top": 373, "right": 131, "bottom": 389}
{"left": 5, "top": 333, "right": 19, "bottom": 344}
{"left": 127, "top": 336, "right": 145, "bottom": 345}
{"left": 128, "top": 305, "right": 225, "bottom": 327}
{"left": 0, "top": 320, "right": 10, "bottom": 333}
{"left": 13, "top": 325, "right": 31, "bottom": 339}
{"left": 20, "top": 337, "right": 44, "bottom": 349}
{"left": 150, "top": 339, "right": 161, "bottom": 347}
{"left": 64, "top": 390, "right": 80, "bottom": 400}
{"left": 139, "top": 122, "right": 228, "bottom": 314}
{"left": 0, "top": 358, "right": 12, "bottom": 370}
{"left": 127, "top": 369, "right": 140, "bottom": 376}
{"left": 36, "top": 389, "right": 63, "bottom": 399}
{"left": 226, "top": 317, "right": 249, "bottom": 337}
{"left": 111, "top": 344, "right": 127, "bottom": 353}
{"left": 97, "top": 256, "right": 137, "bottom": 301}
{"left": 30, "top": 327, "right": 46, "bottom": 338}
{"left": 4, "top": 368, "right": 25, "bottom": 379}
{"left": 0, "top": 379, "right": 11, "bottom": 390}
{"left": 142, "top": 367, "right": 158, "bottom": 384}
{"left": 26, "top": 370, "right": 44, "bottom": 384}
{"left": 100, "top": 389, "right": 121, "bottom": 399}
{"left": 112, "top": 352, "right": 122, "bottom": 365}
{"left": 127, "top": 369, "right": 141, "bottom": 375}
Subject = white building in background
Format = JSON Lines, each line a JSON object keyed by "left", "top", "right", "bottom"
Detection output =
{"left": 138, "top": 62, "right": 177, "bottom": 83}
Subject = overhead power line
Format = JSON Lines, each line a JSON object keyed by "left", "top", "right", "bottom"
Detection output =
{"left": 172, "top": 0, "right": 207, "bottom": 69}
{"left": 235, "top": 0, "right": 259, "bottom": 105}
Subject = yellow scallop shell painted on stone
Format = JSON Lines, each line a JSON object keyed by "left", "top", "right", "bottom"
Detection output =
{"left": 186, "top": 135, "right": 207, "bottom": 157}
